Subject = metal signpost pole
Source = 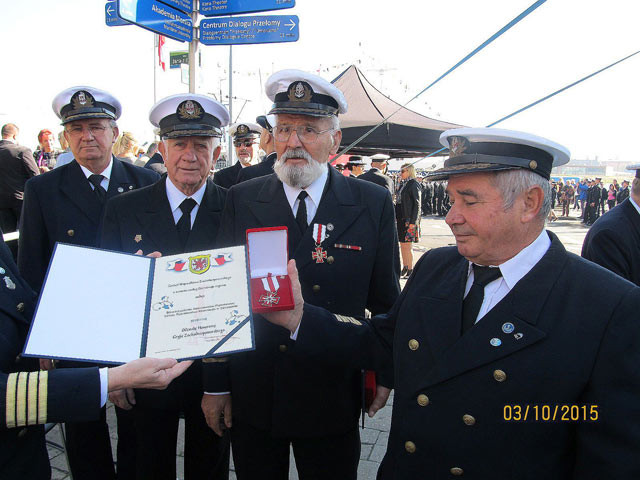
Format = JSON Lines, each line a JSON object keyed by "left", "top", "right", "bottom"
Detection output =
{"left": 188, "top": 1, "right": 198, "bottom": 93}
{"left": 228, "top": 44, "right": 233, "bottom": 166}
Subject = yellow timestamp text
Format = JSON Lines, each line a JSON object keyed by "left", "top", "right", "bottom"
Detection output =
{"left": 503, "top": 404, "right": 599, "bottom": 422}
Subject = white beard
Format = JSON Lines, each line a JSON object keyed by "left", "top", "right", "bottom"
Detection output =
{"left": 274, "top": 148, "right": 326, "bottom": 188}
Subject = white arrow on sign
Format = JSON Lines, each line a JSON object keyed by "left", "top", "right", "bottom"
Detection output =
{"left": 285, "top": 18, "right": 296, "bottom": 31}
{"left": 106, "top": 4, "right": 114, "bottom": 15}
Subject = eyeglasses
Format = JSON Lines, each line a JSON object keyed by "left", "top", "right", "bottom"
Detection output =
{"left": 274, "top": 125, "right": 334, "bottom": 144}
{"left": 234, "top": 141, "right": 255, "bottom": 147}
{"left": 65, "top": 125, "right": 108, "bottom": 138}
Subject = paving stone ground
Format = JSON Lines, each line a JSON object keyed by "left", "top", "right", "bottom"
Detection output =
{"left": 47, "top": 207, "right": 589, "bottom": 479}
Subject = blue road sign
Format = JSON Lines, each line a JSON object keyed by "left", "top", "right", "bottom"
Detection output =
{"left": 157, "top": 0, "right": 193, "bottom": 14}
{"left": 117, "top": 0, "right": 193, "bottom": 42}
{"left": 200, "top": 15, "right": 299, "bottom": 45}
{"left": 105, "top": 2, "right": 130, "bottom": 26}
{"left": 200, "top": 0, "right": 294, "bottom": 17}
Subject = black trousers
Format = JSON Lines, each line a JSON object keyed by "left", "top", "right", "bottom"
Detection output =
{"left": 231, "top": 418, "right": 360, "bottom": 480}
{"left": 132, "top": 402, "right": 230, "bottom": 480}
{"left": 65, "top": 406, "right": 136, "bottom": 480}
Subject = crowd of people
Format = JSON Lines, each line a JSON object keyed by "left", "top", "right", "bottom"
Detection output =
{"left": 550, "top": 177, "right": 630, "bottom": 224}
{"left": 0, "top": 68, "right": 639, "bottom": 480}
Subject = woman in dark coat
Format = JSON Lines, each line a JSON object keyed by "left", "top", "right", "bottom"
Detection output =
{"left": 395, "top": 163, "right": 421, "bottom": 278}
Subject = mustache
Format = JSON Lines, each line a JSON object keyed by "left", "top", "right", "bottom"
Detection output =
{"left": 280, "top": 148, "right": 313, "bottom": 163}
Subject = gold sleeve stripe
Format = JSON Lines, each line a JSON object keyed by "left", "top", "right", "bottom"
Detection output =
{"left": 26, "top": 372, "right": 39, "bottom": 425}
{"left": 334, "top": 315, "right": 363, "bottom": 326}
{"left": 15, "top": 372, "right": 28, "bottom": 427}
{"left": 5, "top": 373, "right": 18, "bottom": 429}
{"left": 203, "top": 357, "right": 228, "bottom": 363}
{"left": 38, "top": 371, "right": 48, "bottom": 425}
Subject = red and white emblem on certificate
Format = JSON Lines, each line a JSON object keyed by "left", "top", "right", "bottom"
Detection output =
{"left": 312, "top": 224, "right": 328, "bottom": 263}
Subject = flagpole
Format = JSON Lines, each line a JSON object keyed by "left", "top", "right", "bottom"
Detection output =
{"left": 153, "top": 34, "right": 157, "bottom": 104}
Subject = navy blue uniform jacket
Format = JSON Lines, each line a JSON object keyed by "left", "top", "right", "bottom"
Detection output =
{"left": 582, "top": 198, "right": 640, "bottom": 286}
{"left": 0, "top": 237, "right": 99, "bottom": 479}
{"left": 18, "top": 158, "right": 159, "bottom": 292}
{"left": 205, "top": 167, "right": 400, "bottom": 437}
{"left": 297, "top": 232, "right": 640, "bottom": 479}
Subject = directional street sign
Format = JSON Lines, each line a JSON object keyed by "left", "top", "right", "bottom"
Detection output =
{"left": 105, "top": 2, "right": 130, "bottom": 26}
{"left": 117, "top": 0, "right": 193, "bottom": 42}
{"left": 200, "top": 15, "right": 299, "bottom": 45}
{"left": 200, "top": 0, "right": 294, "bottom": 17}
{"left": 157, "top": 0, "right": 193, "bottom": 14}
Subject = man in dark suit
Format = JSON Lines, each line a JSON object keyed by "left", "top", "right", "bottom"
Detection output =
{"left": 0, "top": 123, "right": 38, "bottom": 255}
{"left": 202, "top": 69, "right": 400, "bottom": 480}
{"left": 18, "top": 86, "right": 160, "bottom": 480}
{"left": 264, "top": 127, "right": 640, "bottom": 479}
{"left": 358, "top": 153, "right": 394, "bottom": 196}
{"left": 101, "top": 93, "right": 230, "bottom": 480}
{"left": 213, "top": 122, "right": 261, "bottom": 189}
{"left": 582, "top": 164, "right": 640, "bottom": 286}
{"left": 235, "top": 115, "right": 277, "bottom": 184}
{"left": 0, "top": 230, "right": 191, "bottom": 479}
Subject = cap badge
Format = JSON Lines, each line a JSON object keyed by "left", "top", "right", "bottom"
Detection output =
{"left": 177, "top": 100, "right": 204, "bottom": 120}
{"left": 287, "top": 81, "right": 313, "bottom": 103}
{"left": 237, "top": 124, "right": 248, "bottom": 135}
{"left": 71, "top": 90, "right": 95, "bottom": 110}
{"left": 529, "top": 160, "right": 538, "bottom": 170}
{"left": 449, "top": 136, "right": 470, "bottom": 158}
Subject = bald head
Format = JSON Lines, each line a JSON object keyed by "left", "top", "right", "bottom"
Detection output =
{"left": 1, "top": 123, "right": 18, "bottom": 140}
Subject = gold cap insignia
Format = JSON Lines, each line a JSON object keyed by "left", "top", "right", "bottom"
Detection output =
{"left": 177, "top": 100, "right": 204, "bottom": 120}
{"left": 448, "top": 136, "right": 470, "bottom": 158}
{"left": 529, "top": 160, "right": 538, "bottom": 170}
{"left": 287, "top": 81, "right": 313, "bottom": 103}
{"left": 71, "top": 90, "right": 95, "bottom": 110}
{"left": 237, "top": 124, "right": 248, "bottom": 135}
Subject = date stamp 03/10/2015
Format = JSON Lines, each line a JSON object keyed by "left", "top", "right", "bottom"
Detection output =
{"left": 503, "top": 404, "right": 599, "bottom": 422}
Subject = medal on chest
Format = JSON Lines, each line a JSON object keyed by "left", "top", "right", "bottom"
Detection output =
{"left": 259, "top": 274, "right": 280, "bottom": 307}
{"left": 3, "top": 276, "right": 16, "bottom": 290}
{"left": 311, "top": 223, "right": 329, "bottom": 263}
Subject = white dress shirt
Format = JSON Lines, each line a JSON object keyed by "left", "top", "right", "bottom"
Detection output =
{"left": 281, "top": 166, "right": 329, "bottom": 226}
{"left": 80, "top": 158, "right": 113, "bottom": 192}
{"left": 165, "top": 177, "right": 207, "bottom": 227}
{"left": 464, "top": 229, "right": 551, "bottom": 324}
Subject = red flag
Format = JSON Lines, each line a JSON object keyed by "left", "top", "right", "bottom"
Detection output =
{"left": 158, "top": 35, "right": 166, "bottom": 71}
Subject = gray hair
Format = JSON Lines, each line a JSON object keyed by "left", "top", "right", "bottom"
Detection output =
{"left": 490, "top": 169, "right": 552, "bottom": 223}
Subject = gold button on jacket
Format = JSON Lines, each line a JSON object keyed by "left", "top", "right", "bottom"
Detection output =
{"left": 493, "top": 369, "right": 507, "bottom": 382}
{"left": 462, "top": 414, "right": 476, "bottom": 426}
{"left": 278, "top": 345, "right": 287, "bottom": 353}
{"left": 417, "top": 394, "right": 429, "bottom": 406}
{"left": 408, "top": 339, "right": 419, "bottom": 350}
{"left": 312, "top": 285, "right": 321, "bottom": 293}
{"left": 450, "top": 467, "right": 464, "bottom": 476}
{"left": 16, "top": 302, "right": 25, "bottom": 312}
{"left": 67, "top": 229, "right": 74, "bottom": 237}
{"left": 404, "top": 441, "right": 416, "bottom": 453}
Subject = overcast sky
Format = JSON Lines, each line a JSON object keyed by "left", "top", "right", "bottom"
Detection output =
{"left": 1, "top": 0, "right": 638, "bottom": 166}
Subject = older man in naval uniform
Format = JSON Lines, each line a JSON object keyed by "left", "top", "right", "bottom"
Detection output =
{"left": 202, "top": 69, "right": 401, "bottom": 480}
{"left": 262, "top": 128, "right": 640, "bottom": 479}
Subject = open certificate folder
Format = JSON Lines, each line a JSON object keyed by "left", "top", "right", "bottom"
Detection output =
{"left": 23, "top": 243, "right": 254, "bottom": 364}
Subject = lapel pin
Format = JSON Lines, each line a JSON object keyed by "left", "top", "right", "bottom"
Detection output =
{"left": 117, "top": 187, "right": 124, "bottom": 193}
{"left": 0, "top": 267, "right": 5, "bottom": 275}
{"left": 4, "top": 276, "right": 16, "bottom": 290}
{"left": 128, "top": 185, "right": 134, "bottom": 190}
{"left": 327, "top": 223, "right": 334, "bottom": 231}
{"left": 490, "top": 338, "right": 502, "bottom": 347}
{"left": 134, "top": 234, "right": 142, "bottom": 243}
{"left": 514, "top": 333, "right": 524, "bottom": 340}
{"left": 502, "top": 322, "right": 514, "bottom": 334}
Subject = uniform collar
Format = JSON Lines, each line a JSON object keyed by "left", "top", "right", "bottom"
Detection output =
{"left": 78, "top": 156, "right": 113, "bottom": 181}
{"left": 165, "top": 176, "right": 207, "bottom": 213}
{"left": 281, "top": 164, "right": 329, "bottom": 210}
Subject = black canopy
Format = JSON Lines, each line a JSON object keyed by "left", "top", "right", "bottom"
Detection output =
{"left": 332, "top": 65, "right": 464, "bottom": 158}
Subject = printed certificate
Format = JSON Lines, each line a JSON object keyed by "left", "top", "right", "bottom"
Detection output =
{"left": 23, "top": 243, "right": 253, "bottom": 364}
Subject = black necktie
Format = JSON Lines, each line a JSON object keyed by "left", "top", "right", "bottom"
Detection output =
{"left": 296, "top": 191, "right": 309, "bottom": 234}
{"left": 461, "top": 265, "right": 503, "bottom": 334}
{"left": 88, "top": 174, "right": 106, "bottom": 203}
{"left": 176, "top": 198, "right": 197, "bottom": 251}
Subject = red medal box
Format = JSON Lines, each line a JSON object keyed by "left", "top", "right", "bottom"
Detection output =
{"left": 246, "top": 226, "right": 294, "bottom": 313}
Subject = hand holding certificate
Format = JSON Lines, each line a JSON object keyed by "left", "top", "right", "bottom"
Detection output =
{"left": 23, "top": 244, "right": 254, "bottom": 364}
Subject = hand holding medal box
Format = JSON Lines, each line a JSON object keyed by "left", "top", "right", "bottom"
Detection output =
{"left": 246, "top": 227, "right": 294, "bottom": 313}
